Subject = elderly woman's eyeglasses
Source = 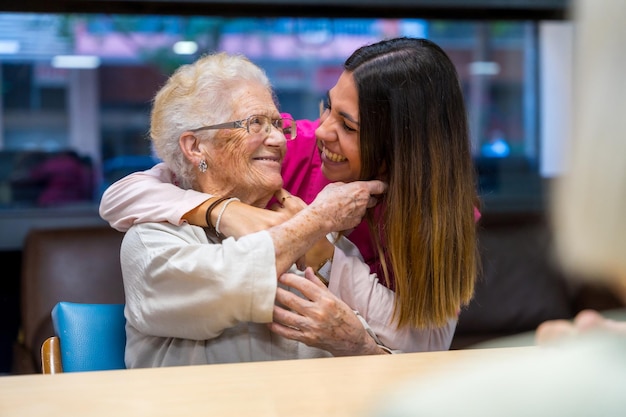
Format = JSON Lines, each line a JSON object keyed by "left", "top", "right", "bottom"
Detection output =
{"left": 189, "top": 115, "right": 297, "bottom": 140}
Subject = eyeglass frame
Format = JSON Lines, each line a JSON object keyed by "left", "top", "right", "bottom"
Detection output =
{"left": 188, "top": 115, "right": 297, "bottom": 140}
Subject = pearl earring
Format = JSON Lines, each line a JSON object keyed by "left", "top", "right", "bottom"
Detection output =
{"left": 198, "top": 159, "right": 208, "bottom": 173}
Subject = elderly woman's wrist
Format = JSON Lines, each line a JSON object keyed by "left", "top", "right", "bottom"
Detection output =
{"left": 303, "top": 206, "right": 336, "bottom": 235}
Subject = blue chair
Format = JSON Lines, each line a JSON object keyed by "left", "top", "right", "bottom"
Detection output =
{"left": 41, "top": 302, "right": 127, "bottom": 373}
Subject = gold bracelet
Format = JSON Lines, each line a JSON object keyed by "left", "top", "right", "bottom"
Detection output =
{"left": 315, "top": 257, "right": 332, "bottom": 271}
{"left": 314, "top": 257, "right": 333, "bottom": 286}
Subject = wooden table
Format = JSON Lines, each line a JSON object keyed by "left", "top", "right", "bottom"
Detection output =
{"left": 0, "top": 347, "right": 534, "bottom": 417}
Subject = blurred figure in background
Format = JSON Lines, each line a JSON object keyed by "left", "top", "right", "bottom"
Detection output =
{"left": 28, "top": 150, "right": 92, "bottom": 206}
{"left": 369, "top": 0, "right": 626, "bottom": 415}
{"left": 11, "top": 150, "right": 92, "bottom": 206}
{"left": 534, "top": 0, "right": 626, "bottom": 344}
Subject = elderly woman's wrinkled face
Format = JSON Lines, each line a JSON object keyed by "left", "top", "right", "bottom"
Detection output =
{"left": 197, "top": 82, "right": 286, "bottom": 206}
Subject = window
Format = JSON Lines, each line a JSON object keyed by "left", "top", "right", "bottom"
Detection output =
{"left": 0, "top": 12, "right": 560, "bottom": 224}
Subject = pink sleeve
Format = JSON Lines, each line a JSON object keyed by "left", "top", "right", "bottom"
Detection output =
{"left": 99, "top": 162, "right": 212, "bottom": 232}
{"left": 328, "top": 246, "right": 456, "bottom": 352}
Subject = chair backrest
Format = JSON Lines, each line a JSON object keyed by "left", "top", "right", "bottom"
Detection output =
{"left": 51, "top": 302, "right": 126, "bottom": 372}
{"left": 19, "top": 227, "right": 125, "bottom": 373}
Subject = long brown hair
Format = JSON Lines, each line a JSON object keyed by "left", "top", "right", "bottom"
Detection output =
{"left": 345, "top": 37, "right": 478, "bottom": 328}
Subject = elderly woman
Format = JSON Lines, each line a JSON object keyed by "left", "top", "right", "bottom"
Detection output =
{"left": 122, "top": 52, "right": 385, "bottom": 367}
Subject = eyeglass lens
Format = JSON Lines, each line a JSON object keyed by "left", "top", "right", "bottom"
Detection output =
{"left": 247, "top": 116, "right": 296, "bottom": 140}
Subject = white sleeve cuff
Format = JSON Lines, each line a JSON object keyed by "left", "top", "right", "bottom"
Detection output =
{"left": 353, "top": 310, "right": 401, "bottom": 354}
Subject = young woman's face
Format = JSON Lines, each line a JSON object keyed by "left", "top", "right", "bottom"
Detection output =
{"left": 315, "top": 71, "right": 362, "bottom": 183}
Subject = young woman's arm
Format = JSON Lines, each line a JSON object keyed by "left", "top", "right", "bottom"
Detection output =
{"left": 99, "top": 162, "right": 290, "bottom": 236}
{"left": 99, "top": 163, "right": 210, "bottom": 232}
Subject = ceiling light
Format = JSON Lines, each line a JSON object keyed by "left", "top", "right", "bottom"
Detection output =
{"left": 173, "top": 41, "right": 198, "bottom": 55}
{"left": 469, "top": 61, "right": 500, "bottom": 76}
{"left": 52, "top": 55, "right": 101, "bottom": 69}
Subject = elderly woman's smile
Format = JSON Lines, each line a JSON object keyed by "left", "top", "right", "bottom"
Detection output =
{"left": 251, "top": 139, "right": 285, "bottom": 167}
{"left": 252, "top": 153, "right": 283, "bottom": 164}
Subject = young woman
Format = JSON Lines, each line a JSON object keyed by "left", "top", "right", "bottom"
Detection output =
{"left": 100, "top": 37, "right": 479, "bottom": 352}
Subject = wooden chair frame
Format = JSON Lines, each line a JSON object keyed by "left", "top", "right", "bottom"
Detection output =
{"left": 41, "top": 336, "right": 63, "bottom": 374}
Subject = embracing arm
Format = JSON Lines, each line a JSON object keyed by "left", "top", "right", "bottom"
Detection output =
{"left": 99, "top": 163, "right": 306, "bottom": 237}
{"left": 99, "top": 163, "right": 211, "bottom": 232}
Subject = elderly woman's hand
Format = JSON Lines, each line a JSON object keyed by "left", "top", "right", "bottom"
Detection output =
{"left": 268, "top": 268, "right": 386, "bottom": 356}
{"left": 266, "top": 180, "right": 386, "bottom": 276}
{"left": 270, "top": 188, "right": 307, "bottom": 214}
{"left": 307, "top": 180, "right": 387, "bottom": 233}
